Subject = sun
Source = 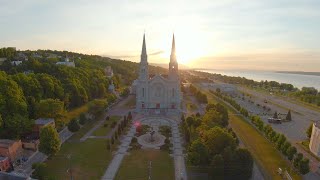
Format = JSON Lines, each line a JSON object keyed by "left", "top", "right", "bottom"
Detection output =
{"left": 158, "top": 32, "right": 207, "bottom": 66}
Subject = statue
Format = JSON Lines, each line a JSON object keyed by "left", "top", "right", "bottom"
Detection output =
{"left": 150, "top": 131, "right": 155, "bottom": 142}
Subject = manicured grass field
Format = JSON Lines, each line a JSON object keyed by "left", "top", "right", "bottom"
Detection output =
{"left": 44, "top": 139, "right": 112, "bottom": 180}
{"left": 198, "top": 86, "right": 302, "bottom": 180}
{"left": 44, "top": 117, "right": 117, "bottom": 180}
{"left": 92, "top": 116, "right": 121, "bottom": 136}
{"left": 115, "top": 149, "right": 175, "bottom": 180}
{"left": 229, "top": 114, "right": 301, "bottom": 180}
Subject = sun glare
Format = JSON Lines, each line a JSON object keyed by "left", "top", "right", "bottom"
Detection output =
{"left": 157, "top": 29, "right": 208, "bottom": 66}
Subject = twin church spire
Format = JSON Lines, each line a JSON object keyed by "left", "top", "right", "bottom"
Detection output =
{"left": 139, "top": 33, "right": 178, "bottom": 80}
{"left": 141, "top": 33, "right": 147, "bottom": 61}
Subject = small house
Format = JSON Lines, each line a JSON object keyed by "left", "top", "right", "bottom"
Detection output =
{"left": 0, "top": 139, "right": 22, "bottom": 161}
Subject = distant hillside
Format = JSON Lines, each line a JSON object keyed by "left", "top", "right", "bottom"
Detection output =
{"left": 276, "top": 71, "right": 320, "bottom": 76}
{"left": 150, "top": 63, "right": 190, "bottom": 69}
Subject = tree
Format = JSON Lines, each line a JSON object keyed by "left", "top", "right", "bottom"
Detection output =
{"left": 201, "top": 127, "right": 236, "bottom": 156}
{"left": 79, "top": 113, "right": 87, "bottom": 125}
{"left": 276, "top": 134, "right": 286, "bottom": 150}
{"left": 35, "top": 98, "right": 65, "bottom": 119}
{"left": 68, "top": 118, "right": 80, "bottom": 132}
{"left": 39, "top": 126, "right": 61, "bottom": 156}
{"left": 281, "top": 141, "right": 291, "bottom": 155}
{"left": 187, "top": 139, "right": 209, "bottom": 166}
{"left": 231, "top": 148, "right": 253, "bottom": 179}
{"left": 31, "top": 162, "right": 48, "bottom": 179}
{"left": 181, "top": 114, "right": 185, "bottom": 122}
{"left": 286, "top": 110, "right": 292, "bottom": 121}
{"left": 299, "top": 158, "right": 310, "bottom": 174}
{"left": 286, "top": 146, "right": 297, "bottom": 161}
{"left": 127, "top": 111, "right": 132, "bottom": 120}
{"left": 210, "top": 154, "right": 224, "bottom": 180}
{"left": 88, "top": 99, "right": 108, "bottom": 117}
{"left": 0, "top": 71, "right": 29, "bottom": 137}
{"left": 0, "top": 114, "right": 2, "bottom": 128}
{"left": 185, "top": 128, "right": 190, "bottom": 143}
{"left": 120, "top": 87, "right": 130, "bottom": 97}
{"left": 36, "top": 73, "right": 64, "bottom": 100}
{"left": 306, "top": 123, "right": 313, "bottom": 138}
{"left": 202, "top": 110, "right": 226, "bottom": 128}
{"left": 293, "top": 153, "right": 303, "bottom": 168}
{"left": 273, "top": 111, "right": 278, "bottom": 119}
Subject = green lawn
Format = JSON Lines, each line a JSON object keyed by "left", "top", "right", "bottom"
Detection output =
{"left": 44, "top": 139, "right": 112, "bottom": 180}
{"left": 115, "top": 149, "right": 175, "bottom": 180}
{"left": 229, "top": 114, "right": 301, "bottom": 180}
{"left": 198, "top": 86, "right": 302, "bottom": 180}
{"left": 43, "top": 117, "right": 116, "bottom": 180}
{"left": 92, "top": 116, "right": 121, "bottom": 136}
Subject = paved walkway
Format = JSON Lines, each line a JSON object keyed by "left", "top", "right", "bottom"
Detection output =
{"left": 80, "top": 96, "right": 133, "bottom": 142}
{"left": 80, "top": 119, "right": 106, "bottom": 142}
{"left": 171, "top": 121, "right": 187, "bottom": 180}
{"left": 101, "top": 125, "right": 136, "bottom": 180}
{"left": 137, "top": 117, "right": 187, "bottom": 180}
{"left": 101, "top": 116, "right": 187, "bottom": 180}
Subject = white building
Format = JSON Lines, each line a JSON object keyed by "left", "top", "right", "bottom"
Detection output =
{"left": 309, "top": 121, "right": 320, "bottom": 157}
{"left": 56, "top": 56, "right": 75, "bottom": 67}
{"left": 11, "top": 61, "right": 23, "bottom": 66}
{"left": 105, "top": 66, "right": 114, "bottom": 78}
{"left": 108, "top": 80, "right": 115, "bottom": 93}
{"left": 133, "top": 34, "right": 181, "bottom": 115}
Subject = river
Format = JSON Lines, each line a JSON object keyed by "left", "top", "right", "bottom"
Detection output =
{"left": 198, "top": 69, "right": 320, "bottom": 90}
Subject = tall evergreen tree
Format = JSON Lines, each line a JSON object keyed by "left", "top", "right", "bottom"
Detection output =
{"left": 286, "top": 110, "right": 292, "bottom": 121}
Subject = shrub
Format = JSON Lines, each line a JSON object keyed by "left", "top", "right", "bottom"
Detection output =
{"left": 79, "top": 113, "right": 87, "bottom": 125}
{"left": 68, "top": 118, "right": 80, "bottom": 132}
{"left": 299, "top": 158, "right": 310, "bottom": 174}
{"left": 132, "top": 137, "right": 138, "bottom": 143}
{"left": 111, "top": 121, "right": 117, "bottom": 128}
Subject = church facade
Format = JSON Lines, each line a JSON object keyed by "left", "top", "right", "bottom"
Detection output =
{"left": 133, "top": 34, "right": 181, "bottom": 115}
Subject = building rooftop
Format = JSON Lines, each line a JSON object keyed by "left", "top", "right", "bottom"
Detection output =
{"left": 0, "top": 139, "right": 17, "bottom": 148}
{"left": 314, "top": 121, "right": 320, "bottom": 128}
{"left": 0, "top": 156, "right": 8, "bottom": 161}
{"left": 35, "top": 118, "right": 55, "bottom": 125}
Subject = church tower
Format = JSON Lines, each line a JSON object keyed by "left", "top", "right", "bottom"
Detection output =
{"left": 169, "top": 34, "right": 179, "bottom": 79}
{"left": 139, "top": 33, "right": 149, "bottom": 80}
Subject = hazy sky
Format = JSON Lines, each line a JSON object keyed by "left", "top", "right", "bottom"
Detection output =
{"left": 1, "top": 0, "right": 320, "bottom": 71}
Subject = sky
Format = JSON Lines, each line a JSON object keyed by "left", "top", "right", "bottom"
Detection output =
{"left": 1, "top": 0, "right": 320, "bottom": 71}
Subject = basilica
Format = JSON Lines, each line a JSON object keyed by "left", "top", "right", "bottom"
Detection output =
{"left": 132, "top": 34, "right": 181, "bottom": 115}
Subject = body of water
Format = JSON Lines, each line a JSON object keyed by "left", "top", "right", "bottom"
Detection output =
{"left": 199, "top": 69, "right": 320, "bottom": 90}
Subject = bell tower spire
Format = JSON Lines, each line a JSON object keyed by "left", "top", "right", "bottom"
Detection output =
{"left": 139, "top": 33, "right": 149, "bottom": 80}
{"left": 169, "top": 34, "right": 178, "bottom": 79}
{"left": 141, "top": 33, "right": 147, "bottom": 60}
